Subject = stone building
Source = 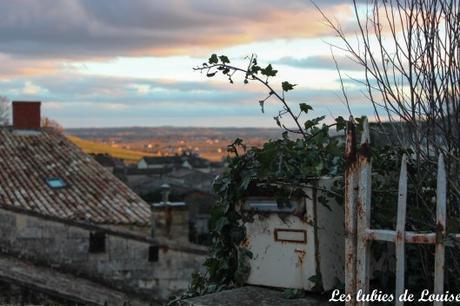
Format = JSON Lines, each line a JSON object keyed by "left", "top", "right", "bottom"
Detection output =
{"left": 0, "top": 101, "right": 207, "bottom": 305}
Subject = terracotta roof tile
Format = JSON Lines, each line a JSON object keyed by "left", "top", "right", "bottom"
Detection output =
{"left": 0, "top": 127, "right": 150, "bottom": 225}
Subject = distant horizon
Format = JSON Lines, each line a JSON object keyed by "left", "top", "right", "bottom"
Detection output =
{"left": 64, "top": 125, "right": 283, "bottom": 130}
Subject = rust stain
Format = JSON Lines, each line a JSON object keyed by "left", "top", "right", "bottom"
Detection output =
{"left": 344, "top": 119, "right": 357, "bottom": 170}
{"left": 295, "top": 249, "right": 306, "bottom": 264}
{"left": 436, "top": 222, "right": 446, "bottom": 243}
{"left": 359, "top": 141, "right": 372, "bottom": 162}
{"left": 241, "top": 237, "right": 250, "bottom": 248}
{"left": 356, "top": 200, "right": 365, "bottom": 218}
{"left": 411, "top": 235, "right": 433, "bottom": 244}
{"left": 366, "top": 232, "right": 375, "bottom": 241}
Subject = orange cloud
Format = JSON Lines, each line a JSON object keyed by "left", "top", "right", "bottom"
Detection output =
{"left": 133, "top": 4, "right": 355, "bottom": 57}
{"left": 0, "top": 54, "right": 65, "bottom": 79}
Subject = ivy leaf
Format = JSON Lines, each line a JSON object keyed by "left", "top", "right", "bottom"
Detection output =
{"left": 208, "top": 54, "right": 218, "bottom": 64}
{"left": 299, "top": 103, "right": 313, "bottom": 113}
{"left": 283, "top": 288, "right": 305, "bottom": 299}
{"left": 260, "top": 64, "right": 278, "bottom": 77}
{"left": 214, "top": 217, "right": 230, "bottom": 231}
{"left": 335, "top": 116, "right": 346, "bottom": 131}
{"left": 219, "top": 55, "right": 230, "bottom": 64}
{"left": 308, "top": 274, "right": 323, "bottom": 291}
{"left": 251, "top": 65, "right": 261, "bottom": 74}
{"left": 304, "top": 116, "right": 325, "bottom": 130}
{"left": 282, "top": 81, "right": 296, "bottom": 92}
{"left": 241, "top": 176, "right": 253, "bottom": 190}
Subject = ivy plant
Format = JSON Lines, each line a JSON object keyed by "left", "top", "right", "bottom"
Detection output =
{"left": 163, "top": 55, "right": 351, "bottom": 303}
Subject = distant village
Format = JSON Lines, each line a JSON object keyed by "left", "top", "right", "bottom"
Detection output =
{"left": 92, "top": 150, "right": 225, "bottom": 245}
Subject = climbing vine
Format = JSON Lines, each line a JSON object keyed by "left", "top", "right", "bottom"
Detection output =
{"left": 165, "top": 55, "right": 351, "bottom": 304}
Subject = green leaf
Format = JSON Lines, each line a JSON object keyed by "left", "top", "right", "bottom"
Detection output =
{"left": 251, "top": 65, "right": 261, "bottom": 74}
{"left": 208, "top": 54, "right": 218, "bottom": 64}
{"left": 335, "top": 116, "right": 346, "bottom": 131}
{"left": 219, "top": 55, "right": 230, "bottom": 64}
{"left": 299, "top": 103, "right": 313, "bottom": 113}
{"left": 206, "top": 72, "right": 217, "bottom": 77}
{"left": 283, "top": 288, "right": 305, "bottom": 299}
{"left": 260, "top": 64, "right": 278, "bottom": 77}
{"left": 308, "top": 274, "right": 323, "bottom": 286}
{"left": 304, "top": 116, "right": 325, "bottom": 130}
{"left": 214, "top": 217, "right": 230, "bottom": 231}
{"left": 281, "top": 81, "right": 296, "bottom": 92}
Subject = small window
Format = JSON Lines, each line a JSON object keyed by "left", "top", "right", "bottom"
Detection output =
{"left": 148, "top": 245, "right": 159, "bottom": 262}
{"left": 46, "top": 177, "right": 67, "bottom": 189}
{"left": 89, "top": 232, "right": 106, "bottom": 253}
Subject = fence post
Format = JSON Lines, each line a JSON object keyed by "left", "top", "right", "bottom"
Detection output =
{"left": 344, "top": 117, "right": 358, "bottom": 306}
{"left": 434, "top": 154, "right": 446, "bottom": 306}
{"left": 356, "top": 118, "right": 371, "bottom": 306}
{"left": 395, "top": 154, "right": 408, "bottom": 306}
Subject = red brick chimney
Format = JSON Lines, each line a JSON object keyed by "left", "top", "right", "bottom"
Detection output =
{"left": 12, "top": 101, "right": 41, "bottom": 130}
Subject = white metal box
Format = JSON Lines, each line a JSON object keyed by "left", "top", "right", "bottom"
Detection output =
{"left": 242, "top": 178, "right": 344, "bottom": 291}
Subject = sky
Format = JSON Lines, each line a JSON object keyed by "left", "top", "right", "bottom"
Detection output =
{"left": 0, "top": 0, "right": 374, "bottom": 128}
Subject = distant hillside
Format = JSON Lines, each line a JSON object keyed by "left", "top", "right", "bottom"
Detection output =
{"left": 65, "top": 127, "right": 284, "bottom": 162}
{"left": 67, "top": 135, "right": 152, "bottom": 163}
{"left": 65, "top": 127, "right": 282, "bottom": 141}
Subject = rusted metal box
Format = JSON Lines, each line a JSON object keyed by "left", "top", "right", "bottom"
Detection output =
{"left": 242, "top": 178, "right": 344, "bottom": 291}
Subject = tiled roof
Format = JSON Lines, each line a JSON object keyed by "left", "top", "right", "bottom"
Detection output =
{"left": 0, "top": 127, "right": 150, "bottom": 225}
{"left": 141, "top": 156, "right": 181, "bottom": 165}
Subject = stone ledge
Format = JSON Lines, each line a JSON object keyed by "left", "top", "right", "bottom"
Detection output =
{"left": 182, "top": 286, "right": 331, "bottom": 306}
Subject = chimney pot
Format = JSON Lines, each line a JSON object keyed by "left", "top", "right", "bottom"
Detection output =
{"left": 12, "top": 101, "right": 41, "bottom": 130}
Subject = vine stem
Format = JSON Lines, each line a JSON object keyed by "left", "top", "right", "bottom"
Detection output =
{"left": 194, "top": 63, "right": 308, "bottom": 141}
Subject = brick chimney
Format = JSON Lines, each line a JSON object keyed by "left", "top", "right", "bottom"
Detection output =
{"left": 12, "top": 101, "right": 41, "bottom": 130}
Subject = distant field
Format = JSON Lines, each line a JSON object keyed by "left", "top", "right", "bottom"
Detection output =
{"left": 67, "top": 135, "right": 152, "bottom": 163}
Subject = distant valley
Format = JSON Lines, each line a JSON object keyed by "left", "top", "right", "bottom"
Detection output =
{"left": 65, "top": 127, "right": 283, "bottom": 162}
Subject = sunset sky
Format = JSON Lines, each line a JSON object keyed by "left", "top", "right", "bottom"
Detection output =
{"left": 0, "top": 0, "right": 373, "bottom": 128}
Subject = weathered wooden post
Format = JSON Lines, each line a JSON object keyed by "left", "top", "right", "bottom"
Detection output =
{"left": 395, "top": 154, "right": 408, "bottom": 306}
{"left": 434, "top": 155, "right": 446, "bottom": 306}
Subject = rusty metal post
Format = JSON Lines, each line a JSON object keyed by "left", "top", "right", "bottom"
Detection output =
{"left": 344, "top": 116, "right": 358, "bottom": 306}
{"left": 356, "top": 118, "right": 372, "bottom": 306}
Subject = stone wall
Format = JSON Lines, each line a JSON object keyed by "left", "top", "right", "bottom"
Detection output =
{"left": 0, "top": 208, "right": 207, "bottom": 302}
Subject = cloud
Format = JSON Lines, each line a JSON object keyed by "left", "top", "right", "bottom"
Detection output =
{"left": 0, "top": 74, "right": 262, "bottom": 106}
{"left": 274, "top": 55, "right": 365, "bottom": 71}
{"left": 0, "top": 0, "right": 355, "bottom": 59}
{"left": 22, "top": 81, "right": 48, "bottom": 95}
{"left": 0, "top": 53, "right": 65, "bottom": 78}
{"left": 0, "top": 70, "right": 375, "bottom": 128}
